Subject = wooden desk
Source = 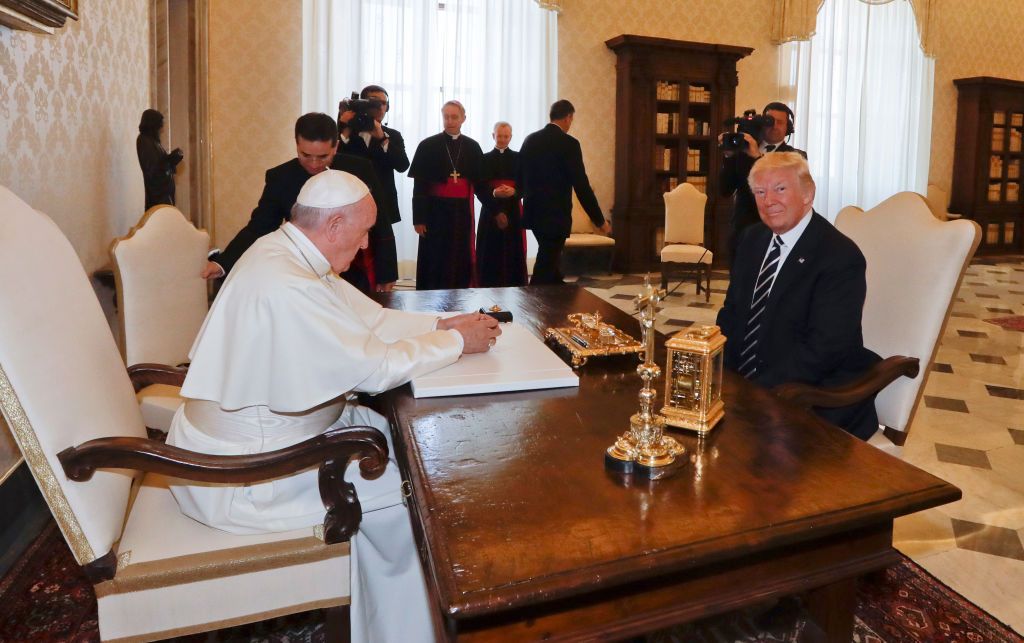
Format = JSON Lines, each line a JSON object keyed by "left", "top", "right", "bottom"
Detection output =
{"left": 377, "top": 286, "right": 960, "bottom": 641}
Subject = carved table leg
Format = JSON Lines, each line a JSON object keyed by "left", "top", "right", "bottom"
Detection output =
{"left": 806, "top": 576, "right": 857, "bottom": 642}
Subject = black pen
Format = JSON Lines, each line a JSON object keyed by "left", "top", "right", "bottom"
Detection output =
{"left": 570, "top": 333, "right": 589, "bottom": 348}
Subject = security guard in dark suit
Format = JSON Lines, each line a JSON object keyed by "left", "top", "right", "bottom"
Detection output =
{"left": 518, "top": 100, "right": 611, "bottom": 285}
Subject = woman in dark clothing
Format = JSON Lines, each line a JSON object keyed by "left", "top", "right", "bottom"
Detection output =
{"left": 136, "top": 109, "right": 183, "bottom": 209}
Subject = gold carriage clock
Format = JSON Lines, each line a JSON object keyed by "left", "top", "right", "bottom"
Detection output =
{"left": 660, "top": 325, "right": 726, "bottom": 433}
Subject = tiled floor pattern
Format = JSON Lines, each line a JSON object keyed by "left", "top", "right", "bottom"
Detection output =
{"left": 568, "top": 257, "right": 1024, "bottom": 635}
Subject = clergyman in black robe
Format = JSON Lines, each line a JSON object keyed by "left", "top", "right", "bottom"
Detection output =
{"left": 475, "top": 122, "right": 527, "bottom": 287}
{"left": 408, "top": 100, "right": 483, "bottom": 290}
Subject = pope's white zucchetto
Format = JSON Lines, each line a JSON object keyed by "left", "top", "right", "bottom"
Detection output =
{"left": 296, "top": 169, "right": 370, "bottom": 208}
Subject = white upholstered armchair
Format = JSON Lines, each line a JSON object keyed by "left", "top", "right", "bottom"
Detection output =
{"left": 660, "top": 182, "right": 712, "bottom": 300}
{"left": 111, "top": 205, "right": 210, "bottom": 434}
{"left": 775, "top": 192, "right": 981, "bottom": 445}
{"left": 0, "top": 186, "right": 386, "bottom": 641}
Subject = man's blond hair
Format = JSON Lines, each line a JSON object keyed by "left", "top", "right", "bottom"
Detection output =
{"left": 748, "top": 151, "right": 814, "bottom": 192}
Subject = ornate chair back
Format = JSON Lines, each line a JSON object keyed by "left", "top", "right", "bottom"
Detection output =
{"left": 111, "top": 205, "right": 210, "bottom": 366}
{"left": 0, "top": 186, "right": 144, "bottom": 569}
{"left": 663, "top": 182, "right": 707, "bottom": 245}
{"left": 835, "top": 192, "right": 980, "bottom": 438}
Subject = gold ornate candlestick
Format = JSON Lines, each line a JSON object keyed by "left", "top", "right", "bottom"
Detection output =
{"left": 605, "top": 276, "right": 685, "bottom": 477}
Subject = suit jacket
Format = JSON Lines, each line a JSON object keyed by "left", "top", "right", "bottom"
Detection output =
{"left": 216, "top": 154, "right": 380, "bottom": 275}
{"left": 716, "top": 212, "right": 881, "bottom": 439}
{"left": 518, "top": 123, "right": 605, "bottom": 239}
{"left": 339, "top": 126, "right": 409, "bottom": 225}
{"left": 719, "top": 142, "right": 806, "bottom": 237}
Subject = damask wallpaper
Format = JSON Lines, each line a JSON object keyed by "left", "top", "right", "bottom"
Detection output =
{"left": 558, "top": 0, "right": 780, "bottom": 215}
{"left": 0, "top": 0, "right": 150, "bottom": 481}
{"left": 208, "top": 0, "right": 302, "bottom": 248}
{"left": 929, "top": 1, "right": 1024, "bottom": 195}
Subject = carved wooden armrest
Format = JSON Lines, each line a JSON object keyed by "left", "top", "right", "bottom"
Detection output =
{"left": 127, "top": 363, "right": 188, "bottom": 393}
{"left": 58, "top": 425, "right": 388, "bottom": 546}
{"left": 772, "top": 355, "right": 920, "bottom": 409}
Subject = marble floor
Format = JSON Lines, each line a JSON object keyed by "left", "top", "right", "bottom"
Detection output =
{"left": 563, "top": 257, "right": 1024, "bottom": 636}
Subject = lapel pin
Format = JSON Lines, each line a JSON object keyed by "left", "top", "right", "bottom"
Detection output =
{"left": 798, "top": 257, "right": 805, "bottom": 264}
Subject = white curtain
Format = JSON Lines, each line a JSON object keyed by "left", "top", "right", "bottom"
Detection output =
{"left": 778, "top": 0, "right": 934, "bottom": 219}
{"left": 302, "top": 0, "right": 558, "bottom": 279}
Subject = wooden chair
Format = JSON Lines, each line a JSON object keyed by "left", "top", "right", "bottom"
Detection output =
{"left": 111, "top": 205, "right": 209, "bottom": 433}
{"left": 0, "top": 186, "right": 386, "bottom": 642}
{"left": 660, "top": 182, "right": 712, "bottom": 300}
{"left": 775, "top": 192, "right": 981, "bottom": 445}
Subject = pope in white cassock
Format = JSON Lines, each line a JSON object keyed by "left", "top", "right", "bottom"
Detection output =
{"left": 166, "top": 169, "right": 501, "bottom": 642}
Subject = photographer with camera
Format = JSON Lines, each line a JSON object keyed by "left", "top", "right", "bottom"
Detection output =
{"left": 719, "top": 102, "right": 806, "bottom": 258}
{"left": 338, "top": 85, "right": 409, "bottom": 292}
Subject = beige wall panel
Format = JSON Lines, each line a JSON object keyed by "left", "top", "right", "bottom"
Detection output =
{"left": 0, "top": 0, "right": 150, "bottom": 479}
{"left": 208, "top": 0, "right": 302, "bottom": 248}
{"left": 558, "top": 0, "right": 780, "bottom": 215}
{"left": 929, "top": 2, "right": 1024, "bottom": 195}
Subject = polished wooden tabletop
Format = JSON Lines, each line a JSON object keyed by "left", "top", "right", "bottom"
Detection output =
{"left": 376, "top": 286, "right": 960, "bottom": 639}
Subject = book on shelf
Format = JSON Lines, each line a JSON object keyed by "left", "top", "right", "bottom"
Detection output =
{"left": 1009, "top": 161, "right": 1020, "bottom": 179}
{"left": 688, "top": 85, "right": 711, "bottom": 103}
{"left": 686, "top": 149, "right": 701, "bottom": 173}
{"left": 988, "top": 183, "right": 1002, "bottom": 202}
{"left": 686, "top": 176, "right": 707, "bottom": 193}
{"left": 1010, "top": 129, "right": 1022, "bottom": 152}
{"left": 1008, "top": 182, "right": 1019, "bottom": 202}
{"left": 994, "top": 111, "right": 1006, "bottom": 125}
{"left": 992, "top": 128, "right": 1006, "bottom": 150}
{"left": 656, "top": 113, "right": 668, "bottom": 134}
{"left": 1012, "top": 113, "right": 1023, "bottom": 127}
{"left": 656, "top": 81, "right": 681, "bottom": 101}
{"left": 654, "top": 145, "right": 673, "bottom": 171}
{"left": 990, "top": 155, "right": 1003, "bottom": 179}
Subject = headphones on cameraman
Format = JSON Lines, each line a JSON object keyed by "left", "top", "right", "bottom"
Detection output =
{"left": 360, "top": 85, "right": 390, "bottom": 125}
{"left": 762, "top": 102, "right": 795, "bottom": 137}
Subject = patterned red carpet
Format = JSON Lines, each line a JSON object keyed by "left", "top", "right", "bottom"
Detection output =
{"left": 985, "top": 315, "right": 1024, "bottom": 332}
{"left": 1, "top": 521, "right": 1020, "bottom": 642}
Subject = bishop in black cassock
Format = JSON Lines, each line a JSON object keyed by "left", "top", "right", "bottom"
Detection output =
{"left": 408, "top": 101, "right": 483, "bottom": 290}
{"left": 475, "top": 123, "right": 527, "bottom": 287}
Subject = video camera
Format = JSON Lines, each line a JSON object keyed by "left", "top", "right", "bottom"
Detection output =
{"left": 720, "top": 109, "right": 774, "bottom": 152}
{"left": 338, "top": 91, "right": 384, "bottom": 134}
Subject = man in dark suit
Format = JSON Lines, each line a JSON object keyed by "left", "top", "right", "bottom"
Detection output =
{"left": 716, "top": 152, "right": 881, "bottom": 440}
{"left": 719, "top": 102, "right": 806, "bottom": 260}
{"left": 339, "top": 85, "right": 409, "bottom": 291}
{"left": 518, "top": 99, "right": 611, "bottom": 285}
{"left": 201, "top": 113, "right": 382, "bottom": 291}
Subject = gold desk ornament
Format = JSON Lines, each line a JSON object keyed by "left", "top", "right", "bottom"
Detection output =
{"left": 660, "top": 324, "right": 726, "bottom": 434}
{"left": 605, "top": 277, "right": 685, "bottom": 478}
{"left": 544, "top": 310, "right": 643, "bottom": 367}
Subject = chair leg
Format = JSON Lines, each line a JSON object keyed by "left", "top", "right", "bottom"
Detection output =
{"left": 704, "top": 265, "right": 711, "bottom": 302}
{"left": 660, "top": 263, "right": 669, "bottom": 290}
{"left": 325, "top": 604, "right": 351, "bottom": 642}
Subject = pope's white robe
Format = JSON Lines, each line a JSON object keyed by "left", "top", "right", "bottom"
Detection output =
{"left": 167, "top": 222, "right": 461, "bottom": 642}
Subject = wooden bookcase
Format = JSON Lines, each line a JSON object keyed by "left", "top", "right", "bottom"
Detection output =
{"left": 605, "top": 35, "right": 752, "bottom": 272}
{"left": 950, "top": 77, "right": 1024, "bottom": 254}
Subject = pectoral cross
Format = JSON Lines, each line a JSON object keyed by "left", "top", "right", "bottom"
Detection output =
{"left": 449, "top": 169, "right": 461, "bottom": 183}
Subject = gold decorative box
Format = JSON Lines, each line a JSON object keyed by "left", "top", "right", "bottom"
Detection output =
{"left": 545, "top": 312, "right": 643, "bottom": 367}
{"left": 661, "top": 325, "right": 726, "bottom": 433}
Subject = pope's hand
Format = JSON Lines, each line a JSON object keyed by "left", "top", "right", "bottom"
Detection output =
{"left": 414, "top": 224, "right": 427, "bottom": 236}
{"left": 439, "top": 312, "right": 501, "bottom": 354}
